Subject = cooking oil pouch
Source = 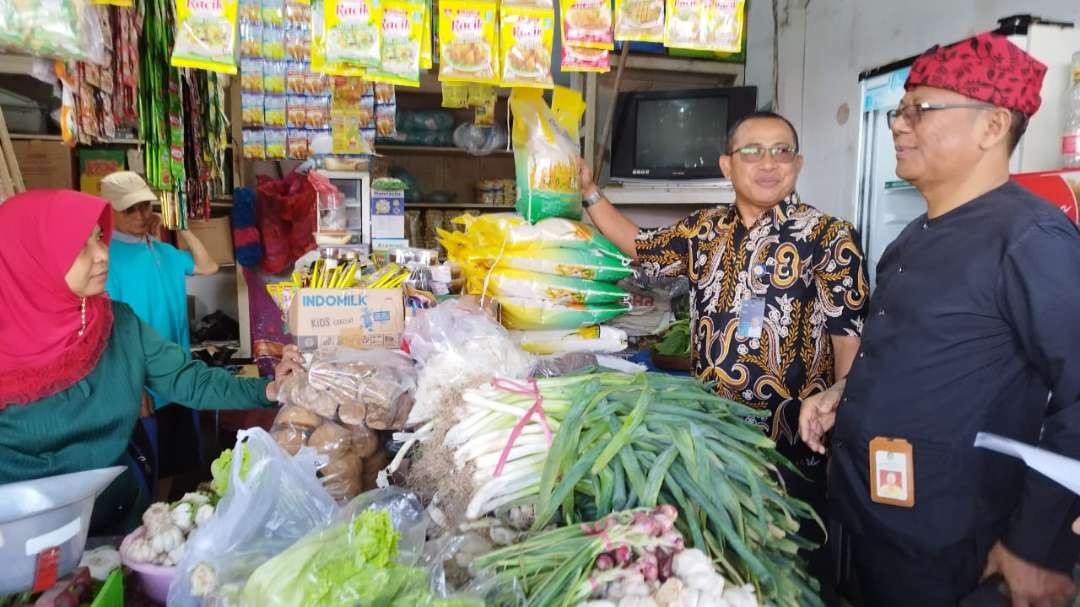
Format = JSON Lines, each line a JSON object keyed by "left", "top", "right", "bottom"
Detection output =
{"left": 560, "top": 44, "right": 609, "bottom": 73}
{"left": 559, "top": 0, "right": 612, "bottom": 50}
{"left": 614, "top": 0, "right": 663, "bottom": 42}
{"left": 367, "top": 0, "right": 424, "bottom": 87}
{"left": 171, "top": 0, "right": 240, "bottom": 73}
{"left": 438, "top": 0, "right": 499, "bottom": 84}
{"left": 469, "top": 268, "right": 630, "bottom": 305}
{"left": 500, "top": 5, "right": 555, "bottom": 89}
{"left": 699, "top": 0, "right": 744, "bottom": 53}
{"left": 324, "top": 0, "right": 381, "bottom": 69}
{"left": 496, "top": 296, "right": 630, "bottom": 330}
{"left": 510, "top": 87, "right": 586, "bottom": 223}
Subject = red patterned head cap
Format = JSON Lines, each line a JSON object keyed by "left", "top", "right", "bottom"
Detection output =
{"left": 905, "top": 32, "right": 1047, "bottom": 117}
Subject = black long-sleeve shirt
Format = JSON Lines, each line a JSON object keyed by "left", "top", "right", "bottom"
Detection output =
{"left": 830, "top": 180, "right": 1080, "bottom": 571}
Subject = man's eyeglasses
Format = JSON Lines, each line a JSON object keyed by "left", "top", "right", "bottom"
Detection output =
{"left": 886, "top": 102, "right": 995, "bottom": 128}
{"left": 730, "top": 143, "right": 799, "bottom": 164}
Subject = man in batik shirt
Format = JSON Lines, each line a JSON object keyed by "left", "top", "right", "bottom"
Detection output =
{"left": 579, "top": 111, "right": 868, "bottom": 597}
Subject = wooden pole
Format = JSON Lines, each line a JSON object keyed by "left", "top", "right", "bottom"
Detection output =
{"left": 593, "top": 43, "right": 632, "bottom": 175}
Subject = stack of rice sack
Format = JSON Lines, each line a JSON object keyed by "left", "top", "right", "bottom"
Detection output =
{"left": 439, "top": 213, "right": 634, "bottom": 347}
{"left": 270, "top": 347, "right": 416, "bottom": 501}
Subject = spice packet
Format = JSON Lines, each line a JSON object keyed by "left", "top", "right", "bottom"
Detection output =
{"left": 241, "top": 57, "right": 265, "bottom": 92}
{"left": 375, "top": 104, "right": 397, "bottom": 137}
{"left": 559, "top": 0, "right": 612, "bottom": 50}
{"left": 419, "top": 0, "right": 432, "bottom": 69}
{"left": 288, "top": 96, "right": 307, "bottom": 127}
{"left": 500, "top": 5, "right": 554, "bottom": 89}
{"left": 264, "top": 60, "right": 287, "bottom": 93}
{"left": 171, "top": 0, "right": 241, "bottom": 74}
{"left": 324, "top": 0, "right": 382, "bottom": 69}
{"left": 560, "top": 44, "right": 609, "bottom": 72}
{"left": 306, "top": 95, "right": 331, "bottom": 129}
{"left": 614, "top": 0, "right": 663, "bottom": 42}
{"left": 264, "top": 94, "right": 287, "bottom": 127}
{"left": 288, "top": 128, "right": 311, "bottom": 158}
{"left": 287, "top": 61, "right": 308, "bottom": 93}
{"left": 266, "top": 128, "right": 287, "bottom": 158}
{"left": 438, "top": 0, "right": 499, "bottom": 84}
{"left": 243, "top": 128, "right": 266, "bottom": 158}
{"left": 367, "top": 0, "right": 424, "bottom": 87}
{"left": 663, "top": 0, "right": 699, "bottom": 49}
{"left": 374, "top": 82, "right": 395, "bottom": 104}
{"left": 240, "top": 22, "right": 263, "bottom": 57}
{"left": 240, "top": 0, "right": 261, "bottom": 22}
{"left": 699, "top": 0, "right": 744, "bottom": 53}
{"left": 242, "top": 93, "right": 265, "bottom": 126}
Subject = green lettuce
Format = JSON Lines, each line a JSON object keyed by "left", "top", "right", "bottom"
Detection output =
{"left": 209, "top": 445, "right": 251, "bottom": 497}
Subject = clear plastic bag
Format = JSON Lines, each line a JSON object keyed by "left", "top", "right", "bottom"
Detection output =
{"left": 238, "top": 488, "right": 485, "bottom": 607}
{"left": 168, "top": 428, "right": 338, "bottom": 607}
{"left": 308, "top": 347, "right": 418, "bottom": 430}
{"left": 0, "top": 0, "right": 93, "bottom": 62}
{"left": 509, "top": 87, "right": 586, "bottom": 223}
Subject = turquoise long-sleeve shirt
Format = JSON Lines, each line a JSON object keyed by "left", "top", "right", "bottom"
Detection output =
{"left": 0, "top": 301, "right": 272, "bottom": 484}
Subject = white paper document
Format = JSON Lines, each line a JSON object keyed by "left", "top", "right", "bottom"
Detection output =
{"left": 974, "top": 432, "right": 1080, "bottom": 495}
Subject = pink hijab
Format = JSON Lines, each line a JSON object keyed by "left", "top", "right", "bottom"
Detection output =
{"left": 0, "top": 190, "right": 115, "bottom": 406}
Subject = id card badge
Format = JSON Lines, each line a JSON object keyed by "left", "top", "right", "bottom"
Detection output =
{"left": 736, "top": 297, "right": 766, "bottom": 339}
{"left": 869, "top": 437, "right": 915, "bottom": 507}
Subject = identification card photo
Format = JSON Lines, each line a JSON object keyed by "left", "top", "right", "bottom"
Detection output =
{"left": 869, "top": 436, "right": 915, "bottom": 507}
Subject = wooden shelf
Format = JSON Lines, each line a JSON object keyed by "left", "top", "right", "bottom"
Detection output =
{"left": 609, "top": 54, "right": 746, "bottom": 78}
{"left": 7, "top": 133, "right": 144, "bottom": 146}
{"left": 377, "top": 145, "right": 512, "bottom": 156}
{"left": 406, "top": 202, "right": 511, "bottom": 210}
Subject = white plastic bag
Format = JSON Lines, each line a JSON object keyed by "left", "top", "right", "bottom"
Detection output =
{"left": 168, "top": 428, "right": 338, "bottom": 607}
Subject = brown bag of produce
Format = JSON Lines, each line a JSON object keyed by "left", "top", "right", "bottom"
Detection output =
{"left": 307, "top": 346, "right": 418, "bottom": 431}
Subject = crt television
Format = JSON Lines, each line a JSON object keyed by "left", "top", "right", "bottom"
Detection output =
{"left": 610, "top": 86, "right": 758, "bottom": 180}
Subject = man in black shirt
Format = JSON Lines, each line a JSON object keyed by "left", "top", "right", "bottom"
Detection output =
{"left": 799, "top": 32, "right": 1080, "bottom": 606}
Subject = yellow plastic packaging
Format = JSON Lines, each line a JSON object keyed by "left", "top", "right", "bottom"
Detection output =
{"left": 367, "top": 0, "right": 424, "bottom": 86}
{"left": 500, "top": 5, "right": 555, "bottom": 89}
{"left": 324, "top": 0, "right": 382, "bottom": 69}
{"left": 663, "top": 0, "right": 700, "bottom": 49}
{"left": 560, "top": 45, "right": 609, "bottom": 73}
{"left": 419, "top": 0, "right": 432, "bottom": 69}
{"left": 664, "top": 0, "right": 743, "bottom": 52}
{"left": 441, "top": 83, "right": 469, "bottom": 108}
{"left": 171, "top": 0, "right": 240, "bottom": 74}
{"left": 559, "top": 0, "right": 612, "bottom": 50}
{"left": 614, "top": 0, "right": 663, "bottom": 42}
{"left": 92, "top": 0, "right": 133, "bottom": 6}
{"left": 511, "top": 87, "right": 586, "bottom": 223}
{"left": 438, "top": 0, "right": 499, "bottom": 84}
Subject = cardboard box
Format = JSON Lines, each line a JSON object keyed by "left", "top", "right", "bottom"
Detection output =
{"left": 79, "top": 148, "right": 126, "bottom": 196}
{"left": 178, "top": 217, "right": 235, "bottom": 265}
{"left": 13, "top": 138, "right": 75, "bottom": 190}
{"left": 287, "top": 288, "right": 405, "bottom": 352}
{"left": 371, "top": 188, "right": 405, "bottom": 240}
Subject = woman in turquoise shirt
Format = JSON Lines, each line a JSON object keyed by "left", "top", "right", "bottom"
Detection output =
{"left": 0, "top": 190, "right": 304, "bottom": 532}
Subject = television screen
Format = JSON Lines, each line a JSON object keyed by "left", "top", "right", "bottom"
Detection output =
{"left": 634, "top": 97, "right": 729, "bottom": 172}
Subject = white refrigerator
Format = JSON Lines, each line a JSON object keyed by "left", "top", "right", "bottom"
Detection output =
{"left": 853, "top": 16, "right": 1080, "bottom": 289}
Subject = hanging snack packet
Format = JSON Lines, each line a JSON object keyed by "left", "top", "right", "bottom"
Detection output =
{"left": 171, "top": 0, "right": 240, "bottom": 73}
{"left": 242, "top": 93, "right": 265, "bottom": 126}
{"left": 419, "top": 0, "right": 432, "bottom": 69}
{"left": 265, "top": 94, "right": 287, "bottom": 127}
{"left": 239, "top": 0, "right": 261, "bottom": 21}
{"left": 241, "top": 57, "right": 265, "bottom": 92}
{"left": 286, "top": 61, "right": 307, "bottom": 94}
{"left": 614, "top": 0, "right": 663, "bottom": 42}
{"left": 560, "top": 44, "right": 609, "bottom": 73}
{"left": 324, "top": 0, "right": 381, "bottom": 68}
{"left": 510, "top": 87, "right": 586, "bottom": 223}
{"left": 375, "top": 104, "right": 397, "bottom": 137}
{"left": 306, "top": 95, "right": 331, "bottom": 129}
{"left": 262, "top": 0, "right": 285, "bottom": 25}
{"left": 263, "top": 60, "right": 287, "bottom": 93}
{"left": 441, "top": 83, "right": 469, "bottom": 108}
{"left": 663, "top": 0, "right": 700, "bottom": 49}
{"left": 240, "top": 22, "right": 263, "bottom": 57}
{"left": 500, "top": 5, "right": 554, "bottom": 89}
{"left": 438, "top": 0, "right": 498, "bottom": 84}
{"left": 287, "top": 96, "right": 307, "bottom": 127}
{"left": 370, "top": 0, "right": 424, "bottom": 87}
{"left": 374, "top": 82, "right": 395, "bottom": 104}
{"left": 262, "top": 25, "right": 286, "bottom": 60}
{"left": 243, "top": 129, "right": 266, "bottom": 159}
{"left": 288, "top": 129, "right": 310, "bottom": 158}
{"left": 559, "top": 0, "right": 612, "bottom": 50}
{"left": 700, "top": 0, "right": 744, "bottom": 53}
{"left": 266, "top": 128, "right": 288, "bottom": 158}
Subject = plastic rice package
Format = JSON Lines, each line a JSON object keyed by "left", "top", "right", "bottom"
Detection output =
{"left": 441, "top": 212, "right": 629, "bottom": 258}
{"left": 171, "top": 0, "right": 240, "bottom": 73}
{"left": 438, "top": 0, "right": 499, "bottom": 84}
{"left": 495, "top": 296, "right": 631, "bottom": 330}
{"left": 510, "top": 325, "right": 629, "bottom": 355}
{"left": 468, "top": 267, "right": 630, "bottom": 305}
{"left": 509, "top": 87, "right": 586, "bottom": 223}
{"left": 457, "top": 247, "right": 634, "bottom": 282}
{"left": 499, "top": 5, "right": 555, "bottom": 89}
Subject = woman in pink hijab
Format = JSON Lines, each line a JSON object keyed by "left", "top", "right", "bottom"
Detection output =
{"left": 0, "top": 190, "right": 303, "bottom": 531}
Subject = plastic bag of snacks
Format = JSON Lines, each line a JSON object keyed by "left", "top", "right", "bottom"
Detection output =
{"left": 614, "top": 0, "right": 664, "bottom": 42}
{"left": 468, "top": 268, "right": 630, "bottom": 305}
{"left": 559, "top": 44, "right": 609, "bottom": 73}
{"left": 499, "top": 6, "right": 555, "bottom": 89}
{"left": 664, "top": 0, "right": 743, "bottom": 52}
{"left": 437, "top": 0, "right": 499, "bottom": 84}
{"left": 307, "top": 347, "right": 417, "bottom": 430}
{"left": 559, "top": 0, "right": 613, "bottom": 49}
{"left": 171, "top": 0, "right": 240, "bottom": 73}
{"left": 496, "top": 296, "right": 631, "bottom": 330}
{"left": 509, "top": 87, "right": 586, "bottom": 223}
{"left": 369, "top": 0, "right": 425, "bottom": 87}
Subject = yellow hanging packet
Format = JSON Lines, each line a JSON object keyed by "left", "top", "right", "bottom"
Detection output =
{"left": 92, "top": 0, "right": 133, "bottom": 6}
{"left": 324, "top": 0, "right": 382, "bottom": 69}
{"left": 700, "top": 0, "right": 744, "bottom": 53}
{"left": 614, "top": 0, "right": 663, "bottom": 42}
{"left": 367, "top": 0, "right": 424, "bottom": 86}
{"left": 559, "top": 0, "right": 612, "bottom": 50}
{"left": 663, "top": 0, "right": 701, "bottom": 49}
{"left": 171, "top": 0, "right": 241, "bottom": 74}
{"left": 419, "top": 0, "right": 432, "bottom": 70}
{"left": 441, "top": 83, "right": 469, "bottom": 107}
{"left": 438, "top": 0, "right": 499, "bottom": 84}
{"left": 500, "top": 5, "right": 554, "bottom": 89}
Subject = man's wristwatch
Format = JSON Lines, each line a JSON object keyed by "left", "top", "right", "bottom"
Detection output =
{"left": 583, "top": 188, "right": 604, "bottom": 208}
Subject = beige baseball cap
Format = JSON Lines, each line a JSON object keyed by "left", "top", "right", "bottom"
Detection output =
{"left": 99, "top": 171, "right": 159, "bottom": 212}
